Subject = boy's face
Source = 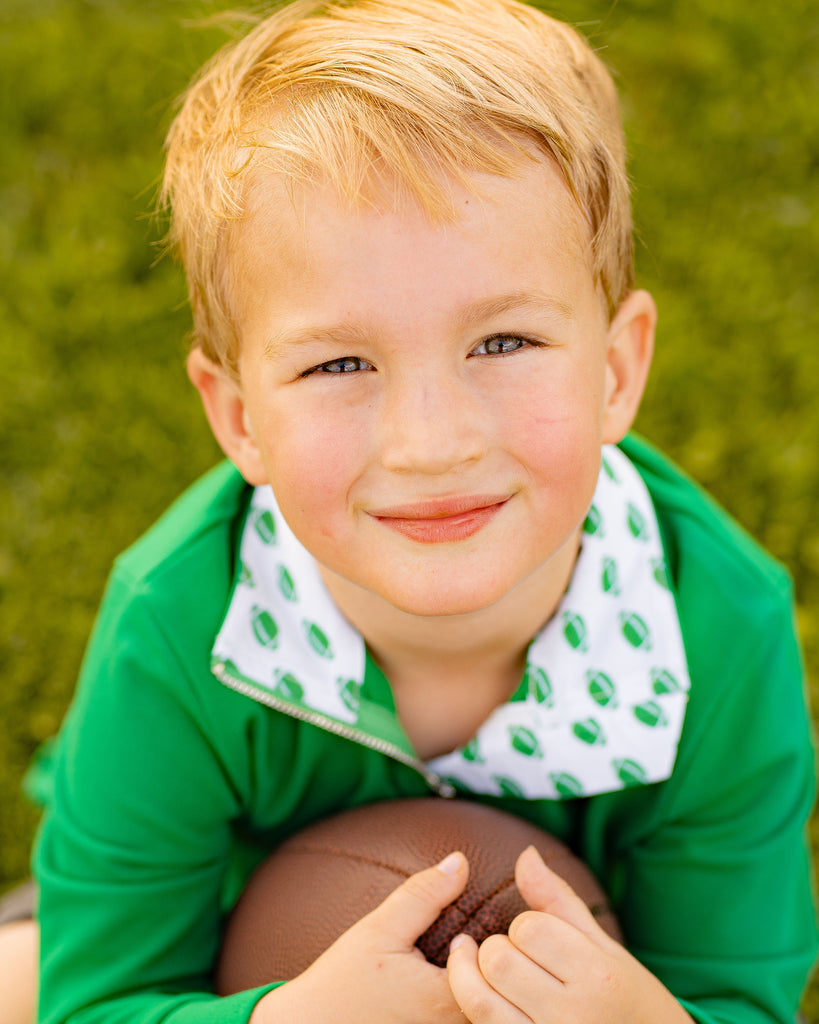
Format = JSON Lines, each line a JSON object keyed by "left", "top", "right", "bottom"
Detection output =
{"left": 201, "top": 154, "right": 653, "bottom": 620}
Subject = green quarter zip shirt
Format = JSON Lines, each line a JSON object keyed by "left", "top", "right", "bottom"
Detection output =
{"left": 34, "top": 435, "right": 818, "bottom": 1024}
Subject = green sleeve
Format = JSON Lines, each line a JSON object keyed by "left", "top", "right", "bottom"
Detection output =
{"left": 607, "top": 434, "right": 819, "bottom": 1023}
{"left": 35, "top": 567, "right": 277, "bottom": 1024}
{"left": 607, "top": 579, "right": 817, "bottom": 1023}
{"left": 639, "top": 611, "right": 816, "bottom": 1024}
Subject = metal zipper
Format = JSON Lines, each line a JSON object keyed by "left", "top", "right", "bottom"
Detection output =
{"left": 212, "top": 660, "right": 457, "bottom": 798}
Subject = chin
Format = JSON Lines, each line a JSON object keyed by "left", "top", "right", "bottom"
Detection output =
{"left": 379, "top": 576, "right": 512, "bottom": 619}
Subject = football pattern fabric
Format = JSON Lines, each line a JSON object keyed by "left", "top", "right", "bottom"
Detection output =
{"left": 211, "top": 445, "right": 691, "bottom": 799}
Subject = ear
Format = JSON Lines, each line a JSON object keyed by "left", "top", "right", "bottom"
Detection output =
{"left": 186, "top": 348, "right": 269, "bottom": 486}
{"left": 601, "top": 289, "right": 656, "bottom": 445}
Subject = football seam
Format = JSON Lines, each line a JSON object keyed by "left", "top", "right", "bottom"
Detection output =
{"left": 281, "top": 842, "right": 523, "bottom": 963}
{"left": 421, "top": 876, "right": 520, "bottom": 963}
{"left": 280, "top": 843, "right": 613, "bottom": 955}
{"left": 420, "top": 853, "right": 611, "bottom": 962}
{"left": 280, "top": 843, "right": 420, "bottom": 881}
{"left": 278, "top": 843, "right": 610, "bottom": 933}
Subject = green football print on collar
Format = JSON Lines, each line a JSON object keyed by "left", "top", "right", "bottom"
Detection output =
{"left": 213, "top": 444, "right": 691, "bottom": 801}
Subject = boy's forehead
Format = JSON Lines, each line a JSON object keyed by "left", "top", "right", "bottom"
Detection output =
{"left": 235, "top": 147, "right": 592, "bottom": 261}
{"left": 227, "top": 154, "right": 603, "bottom": 342}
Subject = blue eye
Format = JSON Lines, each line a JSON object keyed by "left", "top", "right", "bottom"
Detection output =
{"left": 302, "top": 356, "right": 373, "bottom": 376}
{"left": 472, "top": 335, "right": 530, "bottom": 356}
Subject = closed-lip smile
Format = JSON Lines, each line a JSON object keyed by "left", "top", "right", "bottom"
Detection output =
{"left": 369, "top": 495, "right": 510, "bottom": 543}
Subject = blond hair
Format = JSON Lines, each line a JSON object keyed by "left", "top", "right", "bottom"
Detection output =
{"left": 162, "top": 0, "right": 633, "bottom": 375}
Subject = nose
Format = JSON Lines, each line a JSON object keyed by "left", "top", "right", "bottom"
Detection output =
{"left": 378, "top": 373, "right": 488, "bottom": 476}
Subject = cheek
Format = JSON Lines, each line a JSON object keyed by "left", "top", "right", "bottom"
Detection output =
{"left": 521, "top": 424, "right": 600, "bottom": 497}
{"left": 502, "top": 382, "right": 603, "bottom": 512}
{"left": 259, "top": 403, "right": 365, "bottom": 533}
{"left": 504, "top": 370, "right": 603, "bottom": 456}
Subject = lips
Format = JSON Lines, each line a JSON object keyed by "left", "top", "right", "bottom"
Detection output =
{"left": 369, "top": 495, "right": 509, "bottom": 543}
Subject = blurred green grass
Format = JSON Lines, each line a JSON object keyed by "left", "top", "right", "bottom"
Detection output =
{"left": 1, "top": 0, "right": 817, "bottom": 1015}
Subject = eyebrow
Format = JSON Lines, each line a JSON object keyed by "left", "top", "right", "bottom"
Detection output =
{"left": 263, "top": 290, "right": 574, "bottom": 356}
{"left": 263, "top": 322, "right": 371, "bottom": 358}
{"left": 454, "top": 290, "right": 575, "bottom": 329}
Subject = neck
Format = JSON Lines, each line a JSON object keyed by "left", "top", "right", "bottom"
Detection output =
{"left": 319, "top": 534, "right": 580, "bottom": 759}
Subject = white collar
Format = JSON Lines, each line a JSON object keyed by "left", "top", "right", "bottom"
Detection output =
{"left": 211, "top": 445, "right": 690, "bottom": 799}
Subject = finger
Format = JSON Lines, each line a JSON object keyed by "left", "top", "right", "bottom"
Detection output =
{"left": 515, "top": 846, "right": 613, "bottom": 945}
{"left": 477, "top": 931, "right": 568, "bottom": 1016}
{"left": 507, "top": 909, "right": 596, "bottom": 984}
{"left": 361, "top": 851, "right": 469, "bottom": 950}
{"left": 506, "top": 911, "right": 662, "bottom": 1021}
{"left": 447, "top": 933, "right": 533, "bottom": 1024}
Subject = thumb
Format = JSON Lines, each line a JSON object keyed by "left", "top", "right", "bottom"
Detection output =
{"left": 361, "top": 851, "right": 469, "bottom": 950}
{"left": 515, "top": 845, "right": 605, "bottom": 942}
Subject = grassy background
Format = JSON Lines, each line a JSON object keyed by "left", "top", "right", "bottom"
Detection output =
{"left": 1, "top": 0, "right": 817, "bottom": 1015}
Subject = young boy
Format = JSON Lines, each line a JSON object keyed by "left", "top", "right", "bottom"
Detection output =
{"left": 5, "top": 0, "right": 817, "bottom": 1022}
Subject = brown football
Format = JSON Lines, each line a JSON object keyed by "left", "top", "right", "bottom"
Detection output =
{"left": 216, "top": 797, "right": 621, "bottom": 994}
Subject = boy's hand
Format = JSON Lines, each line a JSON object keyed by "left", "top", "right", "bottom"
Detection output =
{"left": 447, "top": 846, "right": 694, "bottom": 1024}
{"left": 249, "top": 851, "right": 469, "bottom": 1024}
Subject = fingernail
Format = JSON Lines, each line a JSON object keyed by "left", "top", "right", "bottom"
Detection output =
{"left": 437, "top": 851, "right": 463, "bottom": 875}
{"left": 450, "top": 933, "right": 469, "bottom": 952}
